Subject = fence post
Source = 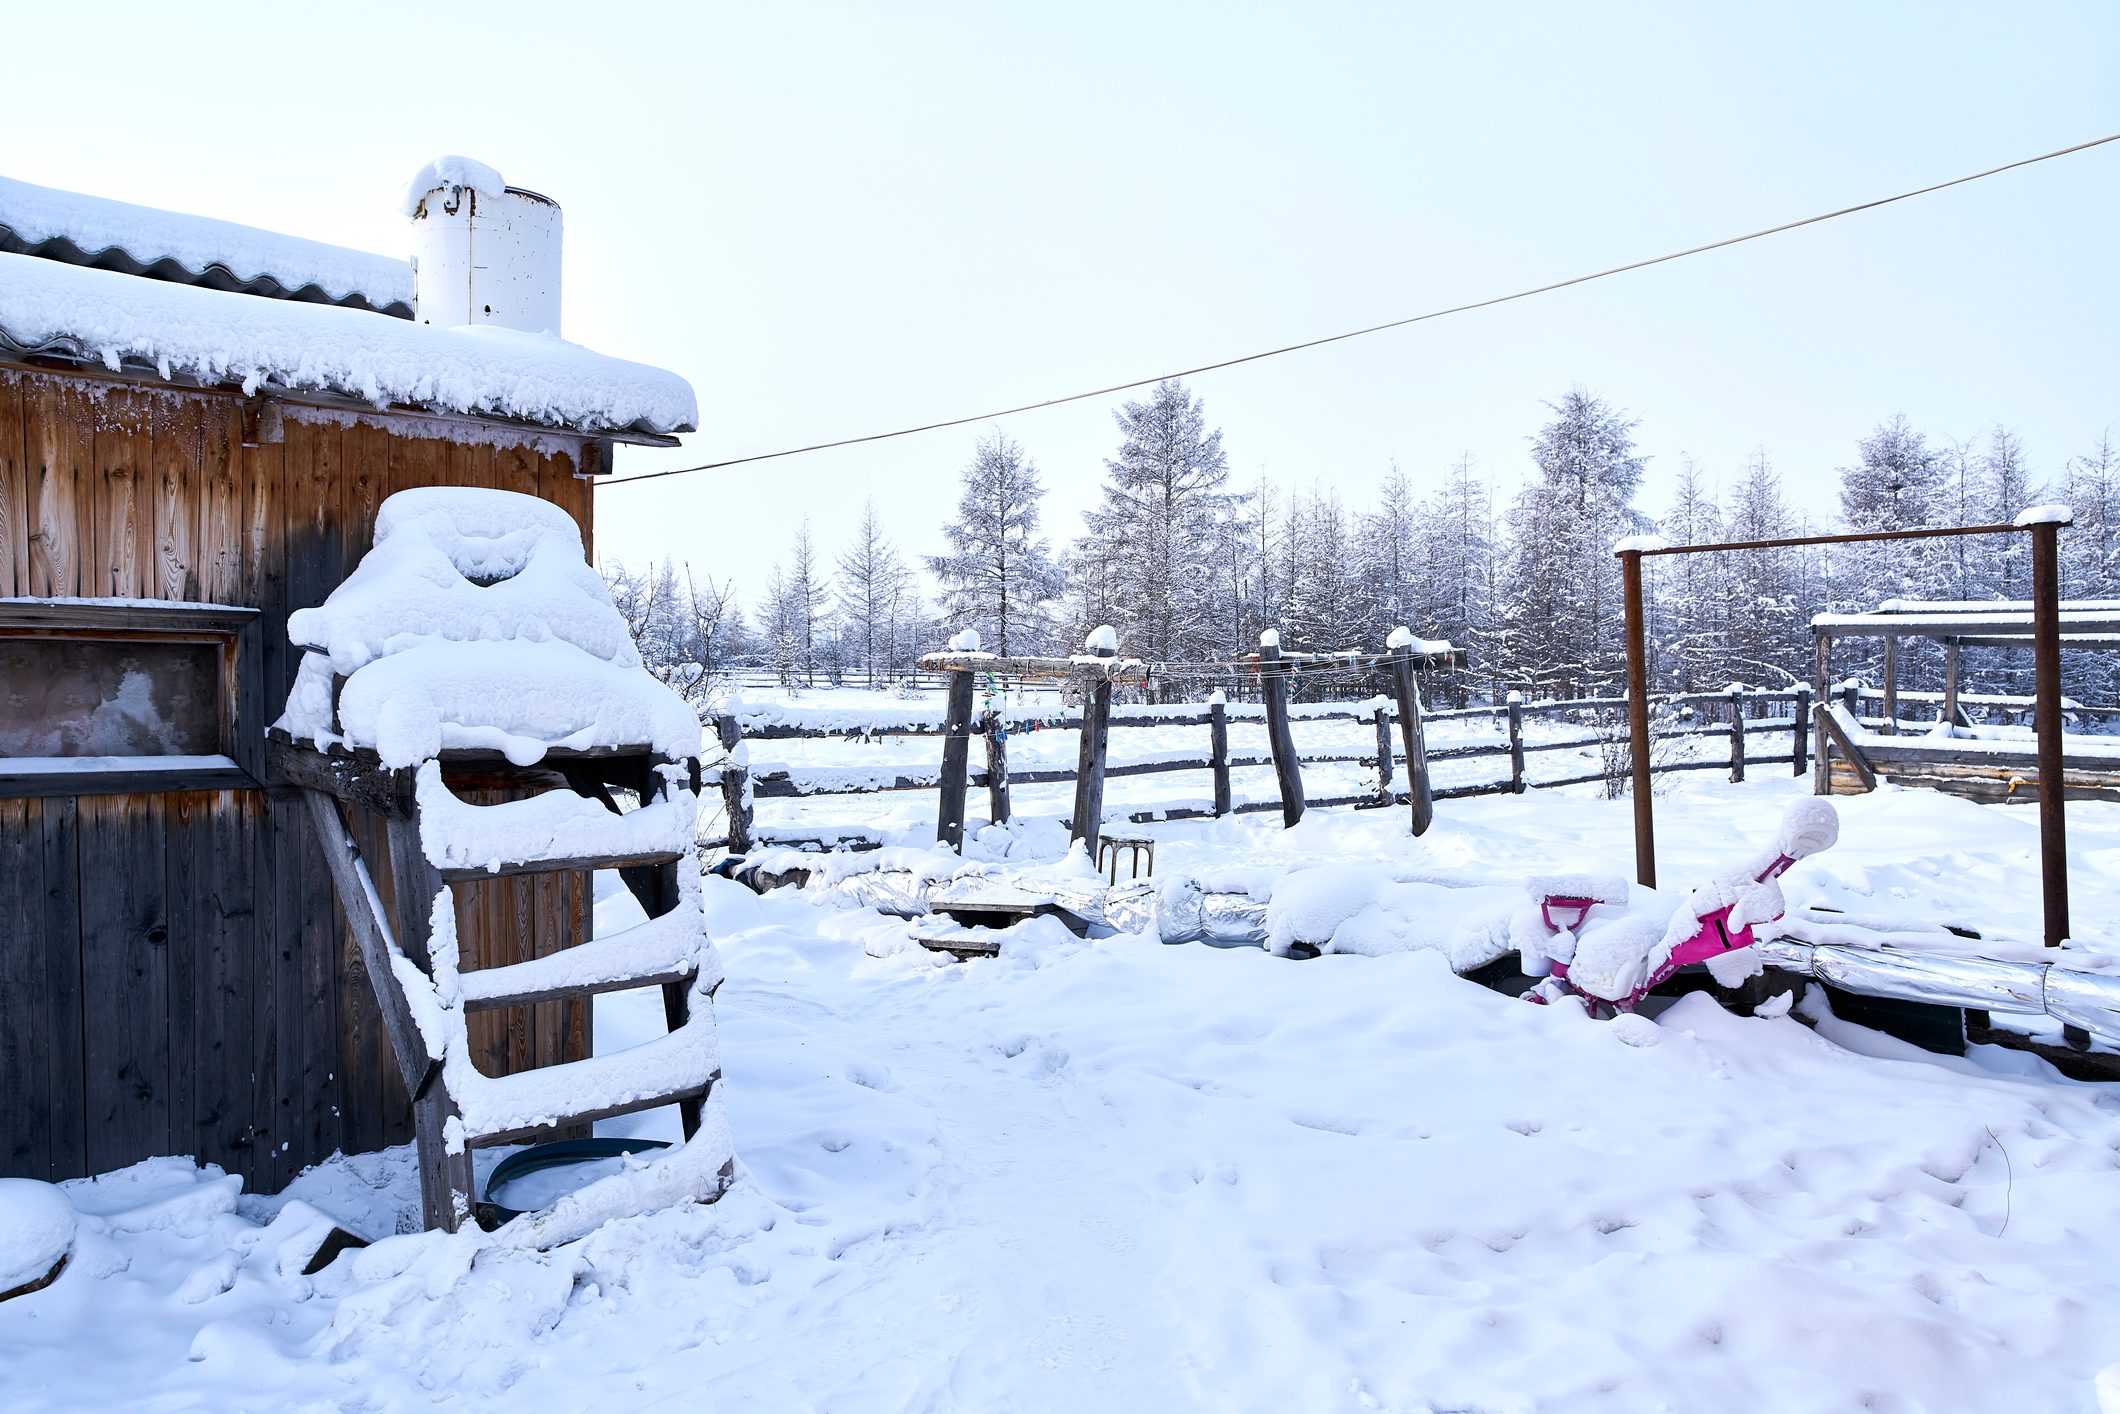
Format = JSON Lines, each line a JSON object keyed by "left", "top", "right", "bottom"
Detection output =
{"left": 984, "top": 707, "right": 1011, "bottom": 826}
{"left": 936, "top": 667, "right": 976, "bottom": 851}
{"left": 1841, "top": 679, "right": 1860, "bottom": 720}
{"left": 1209, "top": 689, "right": 1232, "bottom": 818}
{"left": 1372, "top": 703, "right": 1394, "bottom": 807}
{"left": 1258, "top": 630, "right": 1305, "bottom": 828}
{"left": 1812, "top": 633, "right": 1832, "bottom": 795}
{"left": 1506, "top": 692, "right": 1526, "bottom": 794}
{"left": 1728, "top": 686, "right": 1746, "bottom": 784}
{"left": 1071, "top": 628, "right": 1116, "bottom": 857}
{"left": 1792, "top": 687, "right": 1810, "bottom": 777}
{"left": 1881, "top": 635, "right": 1899, "bottom": 735}
{"left": 715, "top": 712, "right": 753, "bottom": 855}
{"left": 1943, "top": 640, "right": 1963, "bottom": 726}
{"left": 1385, "top": 633, "right": 1434, "bottom": 834}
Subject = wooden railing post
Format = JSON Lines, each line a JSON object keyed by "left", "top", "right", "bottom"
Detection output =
{"left": 1792, "top": 687, "right": 1810, "bottom": 777}
{"left": 715, "top": 712, "right": 752, "bottom": 855}
{"left": 1812, "top": 634, "right": 1831, "bottom": 794}
{"left": 1943, "top": 640, "right": 1963, "bottom": 726}
{"left": 936, "top": 667, "right": 976, "bottom": 851}
{"left": 1618, "top": 545, "right": 1656, "bottom": 888}
{"left": 983, "top": 707, "right": 1011, "bottom": 826}
{"left": 1881, "top": 635, "right": 1900, "bottom": 735}
{"left": 1506, "top": 692, "right": 1526, "bottom": 794}
{"left": 1372, "top": 704, "right": 1394, "bottom": 806}
{"left": 1071, "top": 629, "right": 1116, "bottom": 857}
{"left": 1208, "top": 689, "right": 1232, "bottom": 818}
{"left": 1258, "top": 630, "right": 1305, "bottom": 827}
{"left": 1385, "top": 632, "right": 1433, "bottom": 834}
{"left": 1728, "top": 686, "right": 1746, "bottom": 783}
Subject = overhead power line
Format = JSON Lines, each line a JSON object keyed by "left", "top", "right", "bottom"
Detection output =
{"left": 599, "top": 131, "right": 2120, "bottom": 491}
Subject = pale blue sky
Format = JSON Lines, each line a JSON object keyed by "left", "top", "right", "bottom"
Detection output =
{"left": 8, "top": 3, "right": 2116, "bottom": 599}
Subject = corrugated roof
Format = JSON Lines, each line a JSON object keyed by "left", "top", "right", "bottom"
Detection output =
{"left": 0, "top": 174, "right": 414, "bottom": 317}
{"left": 0, "top": 253, "right": 696, "bottom": 442}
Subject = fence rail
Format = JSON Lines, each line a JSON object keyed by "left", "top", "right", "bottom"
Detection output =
{"left": 712, "top": 678, "right": 1814, "bottom": 855}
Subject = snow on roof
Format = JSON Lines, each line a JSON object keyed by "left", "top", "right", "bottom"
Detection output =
{"left": 0, "top": 173, "right": 412, "bottom": 316}
{"left": 0, "top": 252, "right": 696, "bottom": 437}
{"left": 276, "top": 487, "right": 702, "bottom": 766}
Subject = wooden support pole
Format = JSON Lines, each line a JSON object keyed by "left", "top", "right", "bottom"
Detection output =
{"left": 381, "top": 813, "right": 473, "bottom": 1233}
{"left": 1815, "top": 704, "right": 1877, "bottom": 792}
{"left": 1812, "top": 634, "right": 1831, "bottom": 795}
{"left": 2028, "top": 520, "right": 2072, "bottom": 960}
{"left": 1619, "top": 548, "right": 1656, "bottom": 888}
{"left": 1259, "top": 634, "right": 1306, "bottom": 828}
{"left": 936, "top": 669, "right": 976, "bottom": 851}
{"left": 1793, "top": 687, "right": 1811, "bottom": 777}
{"left": 715, "top": 714, "right": 752, "bottom": 856}
{"left": 1372, "top": 705, "right": 1394, "bottom": 806}
{"left": 1506, "top": 694, "right": 1526, "bottom": 794}
{"left": 1070, "top": 640, "right": 1116, "bottom": 856}
{"left": 1728, "top": 687, "right": 1746, "bottom": 784}
{"left": 1943, "top": 640, "right": 1963, "bottom": 727}
{"left": 984, "top": 708, "right": 1011, "bottom": 826}
{"left": 1386, "top": 640, "right": 1434, "bottom": 834}
{"left": 1209, "top": 694, "right": 1232, "bottom": 818}
{"left": 1881, "top": 635, "right": 1900, "bottom": 735}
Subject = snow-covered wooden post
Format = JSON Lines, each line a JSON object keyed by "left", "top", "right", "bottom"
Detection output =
{"left": 936, "top": 631, "right": 980, "bottom": 851}
{"left": 983, "top": 708, "right": 1011, "bottom": 826}
{"left": 1505, "top": 692, "right": 1526, "bottom": 794}
{"left": 1384, "top": 629, "right": 1434, "bottom": 835}
{"left": 1943, "top": 640, "right": 1963, "bottom": 725}
{"left": 1071, "top": 626, "right": 1117, "bottom": 856}
{"left": 1371, "top": 704, "right": 1394, "bottom": 806}
{"left": 1208, "top": 689, "right": 1232, "bottom": 817}
{"left": 715, "top": 711, "right": 752, "bottom": 855}
{"left": 1258, "top": 630, "right": 1305, "bottom": 828}
{"left": 1880, "top": 635, "right": 1900, "bottom": 735}
{"left": 1792, "top": 687, "right": 1811, "bottom": 777}
{"left": 1728, "top": 686, "right": 1746, "bottom": 784}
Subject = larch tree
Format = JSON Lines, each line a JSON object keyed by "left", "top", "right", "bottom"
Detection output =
{"left": 1076, "top": 379, "right": 1235, "bottom": 678}
{"left": 837, "top": 500, "right": 916, "bottom": 686}
{"left": 928, "top": 433, "right": 1061, "bottom": 657}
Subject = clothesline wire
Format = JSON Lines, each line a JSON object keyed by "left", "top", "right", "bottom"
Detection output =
{"left": 597, "top": 131, "right": 2119, "bottom": 490}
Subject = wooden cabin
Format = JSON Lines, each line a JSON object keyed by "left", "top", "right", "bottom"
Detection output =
{"left": 0, "top": 162, "right": 696, "bottom": 1190}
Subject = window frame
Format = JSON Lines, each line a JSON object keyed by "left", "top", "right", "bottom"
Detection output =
{"left": 0, "top": 599, "right": 263, "bottom": 797}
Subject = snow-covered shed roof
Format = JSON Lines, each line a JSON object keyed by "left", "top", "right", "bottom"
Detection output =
{"left": 0, "top": 172, "right": 698, "bottom": 442}
{"left": 0, "top": 174, "right": 414, "bottom": 317}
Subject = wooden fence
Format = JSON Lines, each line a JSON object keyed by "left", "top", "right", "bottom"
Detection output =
{"left": 706, "top": 685, "right": 1815, "bottom": 855}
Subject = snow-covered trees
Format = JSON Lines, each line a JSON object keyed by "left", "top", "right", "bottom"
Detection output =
{"left": 1076, "top": 379, "right": 1236, "bottom": 671}
{"left": 838, "top": 500, "right": 918, "bottom": 686}
{"left": 928, "top": 433, "right": 1061, "bottom": 657}
{"left": 1493, "top": 389, "right": 1649, "bottom": 695}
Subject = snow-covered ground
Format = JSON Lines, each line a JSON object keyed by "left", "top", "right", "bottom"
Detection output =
{"left": 7, "top": 774, "right": 2120, "bottom": 1411}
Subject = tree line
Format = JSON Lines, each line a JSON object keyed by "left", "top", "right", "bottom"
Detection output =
{"left": 604, "top": 379, "right": 2120, "bottom": 708}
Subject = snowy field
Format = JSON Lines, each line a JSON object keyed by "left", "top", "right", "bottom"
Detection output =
{"left": 7, "top": 772, "right": 2120, "bottom": 1412}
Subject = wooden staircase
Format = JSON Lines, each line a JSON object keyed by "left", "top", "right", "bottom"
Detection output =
{"left": 273, "top": 734, "right": 730, "bottom": 1236}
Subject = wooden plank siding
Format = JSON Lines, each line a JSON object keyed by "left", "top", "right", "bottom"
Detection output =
{"left": 0, "top": 363, "right": 597, "bottom": 1190}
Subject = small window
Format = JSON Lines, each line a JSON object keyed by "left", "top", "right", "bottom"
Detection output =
{"left": 0, "top": 601, "right": 259, "bottom": 797}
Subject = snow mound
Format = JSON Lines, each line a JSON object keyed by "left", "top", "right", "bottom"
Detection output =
{"left": 400, "top": 156, "right": 509, "bottom": 218}
{"left": 277, "top": 487, "right": 700, "bottom": 767}
{"left": 1085, "top": 625, "right": 1119, "bottom": 654}
{"left": 2012, "top": 503, "right": 2074, "bottom": 527}
{"left": 947, "top": 628, "right": 982, "bottom": 653}
{"left": 1612, "top": 533, "right": 1669, "bottom": 553}
{"left": 0, "top": 1179, "right": 74, "bottom": 1293}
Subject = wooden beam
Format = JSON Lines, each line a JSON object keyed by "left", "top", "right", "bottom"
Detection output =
{"left": 1814, "top": 705, "right": 1877, "bottom": 792}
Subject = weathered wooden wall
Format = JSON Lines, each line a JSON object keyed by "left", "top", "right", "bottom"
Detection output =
{"left": 0, "top": 363, "right": 597, "bottom": 1190}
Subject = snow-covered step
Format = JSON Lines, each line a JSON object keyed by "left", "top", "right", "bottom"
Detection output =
{"left": 457, "top": 908, "right": 720, "bottom": 1012}
{"left": 415, "top": 760, "right": 699, "bottom": 880}
{"left": 453, "top": 1011, "right": 720, "bottom": 1146}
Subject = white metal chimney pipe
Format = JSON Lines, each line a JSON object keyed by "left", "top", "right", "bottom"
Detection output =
{"left": 405, "top": 159, "right": 563, "bottom": 335}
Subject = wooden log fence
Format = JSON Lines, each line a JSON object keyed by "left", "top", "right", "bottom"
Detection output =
{"left": 710, "top": 664, "right": 1824, "bottom": 855}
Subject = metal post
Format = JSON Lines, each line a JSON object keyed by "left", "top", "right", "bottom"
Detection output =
{"left": 1619, "top": 548, "right": 1655, "bottom": 888}
{"left": 2029, "top": 522, "right": 2071, "bottom": 949}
